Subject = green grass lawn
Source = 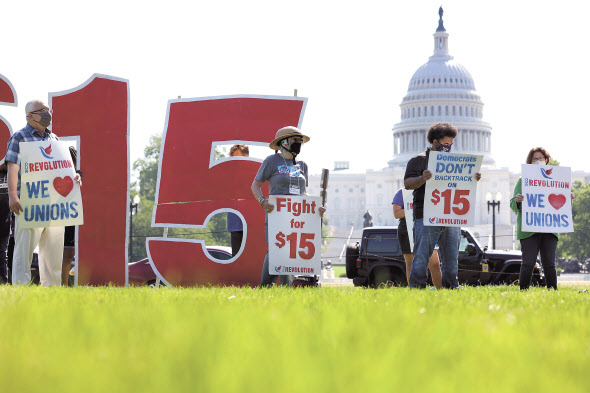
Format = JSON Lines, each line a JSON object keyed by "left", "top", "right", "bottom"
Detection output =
{"left": 0, "top": 285, "right": 588, "bottom": 393}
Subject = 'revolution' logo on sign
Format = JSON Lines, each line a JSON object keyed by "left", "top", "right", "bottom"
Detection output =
{"left": 540, "top": 167, "right": 553, "bottom": 179}
{"left": 39, "top": 144, "right": 54, "bottom": 159}
{"left": 275, "top": 266, "right": 282, "bottom": 273}
{"left": 428, "top": 217, "right": 468, "bottom": 225}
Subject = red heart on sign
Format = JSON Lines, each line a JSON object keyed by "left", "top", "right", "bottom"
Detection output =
{"left": 548, "top": 194, "right": 566, "bottom": 210}
{"left": 53, "top": 176, "right": 74, "bottom": 197}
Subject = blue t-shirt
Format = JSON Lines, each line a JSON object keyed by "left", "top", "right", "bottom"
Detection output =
{"left": 392, "top": 188, "right": 404, "bottom": 206}
{"left": 392, "top": 188, "right": 407, "bottom": 233}
{"left": 227, "top": 212, "right": 242, "bottom": 232}
{"left": 254, "top": 154, "right": 308, "bottom": 196}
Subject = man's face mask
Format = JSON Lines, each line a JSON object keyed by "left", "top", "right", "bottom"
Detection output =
{"left": 435, "top": 140, "right": 452, "bottom": 153}
{"left": 31, "top": 109, "right": 52, "bottom": 128}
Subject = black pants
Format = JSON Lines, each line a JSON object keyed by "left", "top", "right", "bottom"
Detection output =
{"left": 0, "top": 191, "right": 10, "bottom": 284}
{"left": 0, "top": 234, "right": 8, "bottom": 284}
{"left": 519, "top": 233, "right": 558, "bottom": 290}
{"left": 230, "top": 231, "right": 243, "bottom": 257}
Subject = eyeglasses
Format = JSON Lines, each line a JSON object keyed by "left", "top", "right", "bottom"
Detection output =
{"left": 289, "top": 137, "right": 304, "bottom": 143}
{"left": 532, "top": 157, "right": 546, "bottom": 162}
{"left": 30, "top": 108, "right": 52, "bottom": 115}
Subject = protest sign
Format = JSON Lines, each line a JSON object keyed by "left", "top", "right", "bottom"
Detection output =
{"left": 521, "top": 164, "right": 573, "bottom": 233}
{"left": 424, "top": 151, "right": 482, "bottom": 227}
{"left": 19, "top": 140, "right": 83, "bottom": 228}
{"left": 268, "top": 195, "right": 321, "bottom": 275}
{"left": 402, "top": 188, "right": 415, "bottom": 250}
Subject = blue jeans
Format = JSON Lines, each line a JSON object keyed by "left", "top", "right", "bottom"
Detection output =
{"left": 410, "top": 218, "right": 460, "bottom": 289}
{"left": 259, "top": 214, "right": 293, "bottom": 287}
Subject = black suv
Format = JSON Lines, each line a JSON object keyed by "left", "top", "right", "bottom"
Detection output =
{"left": 345, "top": 226, "right": 544, "bottom": 288}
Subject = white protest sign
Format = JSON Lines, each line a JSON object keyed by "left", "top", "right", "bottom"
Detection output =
{"left": 402, "top": 189, "right": 415, "bottom": 250}
{"left": 424, "top": 151, "right": 482, "bottom": 227}
{"left": 268, "top": 195, "right": 321, "bottom": 275}
{"left": 19, "top": 141, "right": 83, "bottom": 228}
{"left": 521, "top": 164, "right": 573, "bottom": 233}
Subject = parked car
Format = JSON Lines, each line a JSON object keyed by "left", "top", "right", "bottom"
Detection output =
{"left": 129, "top": 246, "right": 233, "bottom": 286}
{"left": 345, "top": 226, "right": 544, "bottom": 288}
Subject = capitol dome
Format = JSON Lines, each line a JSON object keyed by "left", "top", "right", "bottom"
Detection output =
{"left": 409, "top": 60, "right": 475, "bottom": 91}
{"left": 389, "top": 7, "right": 493, "bottom": 167}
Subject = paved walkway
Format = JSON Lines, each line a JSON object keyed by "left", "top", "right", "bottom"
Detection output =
{"left": 557, "top": 273, "right": 590, "bottom": 282}
{"left": 321, "top": 277, "right": 353, "bottom": 286}
{"left": 321, "top": 273, "right": 590, "bottom": 286}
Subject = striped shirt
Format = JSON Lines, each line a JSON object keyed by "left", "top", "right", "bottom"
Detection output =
{"left": 6, "top": 124, "right": 59, "bottom": 196}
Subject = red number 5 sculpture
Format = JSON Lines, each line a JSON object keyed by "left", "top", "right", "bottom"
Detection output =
{"left": 147, "top": 95, "right": 307, "bottom": 287}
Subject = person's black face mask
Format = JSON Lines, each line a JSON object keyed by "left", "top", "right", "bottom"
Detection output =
{"left": 289, "top": 142, "right": 302, "bottom": 154}
{"left": 434, "top": 141, "right": 452, "bottom": 152}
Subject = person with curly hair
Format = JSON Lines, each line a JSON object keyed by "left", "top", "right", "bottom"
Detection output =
{"left": 404, "top": 123, "right": 481, "bottom": 289}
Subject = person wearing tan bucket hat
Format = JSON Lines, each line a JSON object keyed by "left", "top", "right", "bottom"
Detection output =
{"left": 251, "top": 126, "right": 325, "bottom": 287}
{"left": 268, "top": 126, "right": 310, "bottom": 156}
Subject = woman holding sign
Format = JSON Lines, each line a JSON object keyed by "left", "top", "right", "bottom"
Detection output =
{"left": 251, "top": 126, "right": 325, "bottom": 287}
{"left": 392, "top": 188, "right": 442, "bottom": 289}
{"left": 511, "top": 147, "right": 573, "bottom": 290}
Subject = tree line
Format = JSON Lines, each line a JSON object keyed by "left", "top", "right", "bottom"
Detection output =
{"left": 130, "top": 135, "right": 229, "bottom": 261}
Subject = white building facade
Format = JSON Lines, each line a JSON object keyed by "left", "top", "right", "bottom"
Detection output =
{"left": 309, "top": 9, "right": 590, "bottom": 251}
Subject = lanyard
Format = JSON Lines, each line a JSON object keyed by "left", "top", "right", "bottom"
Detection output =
{"left": 281, "top": 155, "right": 302, "bottom": 195}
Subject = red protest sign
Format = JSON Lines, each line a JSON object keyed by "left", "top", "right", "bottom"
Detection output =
{"left": 268, "top": 195, "right": 321, "bottom": 275}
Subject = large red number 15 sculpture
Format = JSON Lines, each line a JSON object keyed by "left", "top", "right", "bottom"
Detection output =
{"left": 0, "top": 73, "right": 17, "bottom": 148}
{"left": 50, "top": 74, "right": 129, "bottom": 286}
{"left": 147, "top": 96, "right": 307, "bottom": 287}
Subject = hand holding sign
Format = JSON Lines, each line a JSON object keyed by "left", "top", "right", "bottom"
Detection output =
{"left": 422, "top": 169, "right": 433, "bottom": 181}
{"left": 8, "top": 195, "right": 23, "bottom": 215}
{"left": 262, "top": 200, "right": 274, "bottom": 213}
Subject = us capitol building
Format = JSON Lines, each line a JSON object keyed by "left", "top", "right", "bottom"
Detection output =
{"left": 308, "top": 8, "right": 589, "bottom": 251}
